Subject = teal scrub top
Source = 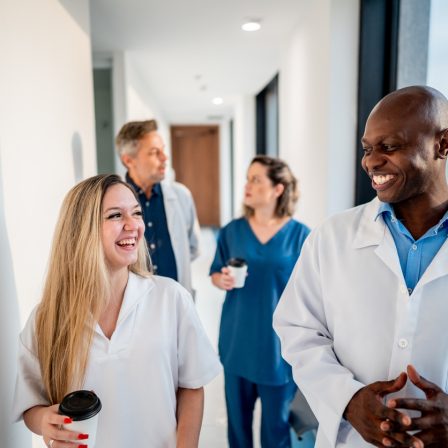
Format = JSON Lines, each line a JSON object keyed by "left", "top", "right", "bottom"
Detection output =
{"left": 210, "top": 217, "right": 310, "bottom": 385}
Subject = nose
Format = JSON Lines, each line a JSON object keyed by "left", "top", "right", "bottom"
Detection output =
{"left": 123, "top": 214, "right": 139, "bottom": 230}
{"left": 160, "top": 150, "right": 168, "bottom": 162}
{"left": 363, "top": 148, "right": 386, "bottom": 172}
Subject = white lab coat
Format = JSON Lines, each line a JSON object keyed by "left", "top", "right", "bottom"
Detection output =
{"left": 13, "top": 273, "right": 221, "bottom": 448}
{"left": 161, "top": 181, "right": 200, "bottom": 294}
{"left": 273, "top": 197, "right": 448, "bottom": 447}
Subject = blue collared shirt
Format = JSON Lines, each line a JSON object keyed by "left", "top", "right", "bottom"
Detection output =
{"left": 126, "top": 174, "right": 178, "bottom": 281}
{"left": 376, "top": 202, "right": 448, "bottom": 293}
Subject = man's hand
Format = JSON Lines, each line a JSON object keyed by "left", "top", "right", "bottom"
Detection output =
{"left": 386, "top": 365, "right": 448, "bottom": 447}
{"left": 344, "top": 372, "right": 423, "bottom": 447}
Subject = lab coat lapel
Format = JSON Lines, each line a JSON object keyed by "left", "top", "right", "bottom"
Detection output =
{"left": 352, "top": 198, "right": 404, "bottom": 281}
{"left": 161, "top": 182, "right": 177, "bottom": 239}
{"left": 414, "top": 239, "right": 448, "bottom": 290}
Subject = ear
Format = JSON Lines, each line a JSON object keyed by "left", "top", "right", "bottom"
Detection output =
{"left": 436, "top": 128, "right": 448, "bottom": 159}
{"left": 274, "top": 183, "right": 285, "bottom": 198}
{"left": 121, "top": 153, "right": 134, "bottom": 169}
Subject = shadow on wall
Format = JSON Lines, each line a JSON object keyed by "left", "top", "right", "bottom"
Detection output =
{"left": 72, "top": 132, "right": 84, "bottom": 183}
{"left": 0, "top": 151, "right": 31, "bottom": 446}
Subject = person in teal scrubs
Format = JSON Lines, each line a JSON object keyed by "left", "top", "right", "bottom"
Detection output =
{"left": 210, "top": 155, "right": 310, "bottom": 448}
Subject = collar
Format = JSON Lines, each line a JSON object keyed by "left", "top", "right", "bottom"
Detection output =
{"left": 352, "top": 197, "right": 387, "bottom": 249}
{"left": 375, "top": 200, "right": 448, "bottom": 233}
{"left": 125, "top": 173, "right": 161, "bottom": 197}
{"left": 375, "top": 201, "right": 395, "bottom": 221}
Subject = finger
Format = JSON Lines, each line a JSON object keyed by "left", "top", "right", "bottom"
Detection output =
{"left": 221, "top": 267, "right": 230, "bottom": 274}
{"left": 407, "top": 365, "right": 442, "bottom": 396}
{"left": 50, "top": 441, "right": 81, "bottom": 448}
{"left": 388, "top": 397, "right": 439, "bottom": 413}
{"left": 45, "top": 428, "right": 84, "bottom": 444}
{"left": 378, "top": 408, "right": 412, "bottom": 427}
{"left": 408, "top": 415, "right": 442, "bottom": 431}
{"left": 412, "top": 427, "right": 448, "bottom": 447}
{"left": 376, "top": 372, "right": 408, "bottom": 397}
{"left": 380, "top": 424, "right": 424, "bottom": 448}
{"left": 47, "top": 414, "right": 73, "bottom": 426}
{"left": 44, "top": 437, "right": 73, "bottom": 448}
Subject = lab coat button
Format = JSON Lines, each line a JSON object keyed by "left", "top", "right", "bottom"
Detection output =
{"left": 398, "top": 338, "right": 408, "bottom": 349}
{"left": 412, "top": 244, "right": 417, "bottom": 250}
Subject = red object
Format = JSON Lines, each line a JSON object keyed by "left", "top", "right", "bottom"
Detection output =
{"left": 63, "top": 417, "right": 72, "bottom": 424}
{"left": 78, "top": 434, "right": 89, "bottom": 440}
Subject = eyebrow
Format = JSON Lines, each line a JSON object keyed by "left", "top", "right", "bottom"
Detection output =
{"left": 103, "top": 204, "right": 141, "bottom": 213}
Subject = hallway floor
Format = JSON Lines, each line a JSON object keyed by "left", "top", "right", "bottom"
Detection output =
{"left": 194, "top": 228, "right": 316, "bottom": 448}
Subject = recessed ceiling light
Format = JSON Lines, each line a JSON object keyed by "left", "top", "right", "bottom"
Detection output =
{"left": 242, "top": 20, "right": 261, "bottom": 32}
{"left": 212, "top": 97, "right": 223, "bottom": 105}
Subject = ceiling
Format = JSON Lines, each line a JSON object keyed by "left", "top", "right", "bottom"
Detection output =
{"left": 90, "top": 0, "right": 303, "bottom": 123}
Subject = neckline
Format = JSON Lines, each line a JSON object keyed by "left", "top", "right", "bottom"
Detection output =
{"left": 244, "top": 217, "right": 293, "bottom": 246}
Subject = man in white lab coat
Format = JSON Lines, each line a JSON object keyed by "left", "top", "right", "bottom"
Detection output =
{"left": 116, "top": 120, "right": 200, "bottom": 294}
{"left": 273, "top": 86, "right": 448, "bottom": 448}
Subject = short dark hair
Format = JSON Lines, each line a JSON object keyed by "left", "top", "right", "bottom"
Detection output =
{"left": 243, "top": 155, "right": 299, "bottom": 218}
{"left": 115, "top": 119, "right": 158, "bottom": 157}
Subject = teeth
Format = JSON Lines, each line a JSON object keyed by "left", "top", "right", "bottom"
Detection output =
{"left": 373, "top": 174, "right": 394, "bottom": 185}
{"left": 117, "top": 238, "right": 136, "bottom": 246}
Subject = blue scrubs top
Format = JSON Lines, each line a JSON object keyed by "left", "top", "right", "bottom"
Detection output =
{"left": 210, "top": 217, "right": 310, "bottom": 385}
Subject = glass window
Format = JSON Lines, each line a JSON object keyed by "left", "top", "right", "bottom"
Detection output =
{"left": 427, "top": 0, "right": 448, "bottom": 97}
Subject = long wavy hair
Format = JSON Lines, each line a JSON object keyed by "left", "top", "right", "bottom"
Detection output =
{"left": 243, "top": 155, "right": 299, "bottom": 218}
{"left": 35, "top": 174, "right": 150, "bottom": 404}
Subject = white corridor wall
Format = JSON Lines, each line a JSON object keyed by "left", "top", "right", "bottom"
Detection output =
{"left": 0, "top": 1, "right": 97, "bottom": 447}
{"left": 279, "top": 0, "right": 360, "bottom": 227}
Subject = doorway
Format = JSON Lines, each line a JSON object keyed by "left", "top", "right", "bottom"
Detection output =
{"left": 171, "top": 125, "right": 220, "bottom": 227}
{"left": 93, "top": 68, "right": 115, "bottom": 174}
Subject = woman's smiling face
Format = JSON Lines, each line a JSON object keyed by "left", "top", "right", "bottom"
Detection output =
{"left": 101, "top": 183, "right": 145, "bottom": 272}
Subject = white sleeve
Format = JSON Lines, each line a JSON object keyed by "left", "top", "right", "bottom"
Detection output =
{"left": 176, "top": 288, "right": 221, "bottom": 388}
{"left": 273, "top": 232, "right": 364, "bottom": 446}
{"left": 12, "top": 312, "right": 49, "bottom": 422}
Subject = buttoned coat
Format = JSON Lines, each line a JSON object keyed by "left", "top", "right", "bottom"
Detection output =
{"left": 273, "top": 197, "right": 448, "bottom": 447}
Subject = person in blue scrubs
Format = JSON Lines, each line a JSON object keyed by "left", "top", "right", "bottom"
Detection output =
{"left": 210, "top": 155, "right": 310, "bottom": 448}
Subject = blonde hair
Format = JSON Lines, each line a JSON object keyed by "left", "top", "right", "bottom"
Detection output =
{"left": 243, "top": 155, "right": 299, "bottom": 218}
{"left": 35, "top": 174, "right": 150, "bottom": 404}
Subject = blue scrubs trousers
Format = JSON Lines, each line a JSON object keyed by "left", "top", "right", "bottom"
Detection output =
{"left": 224, "top": 372, "right": 297, "bottom": 448}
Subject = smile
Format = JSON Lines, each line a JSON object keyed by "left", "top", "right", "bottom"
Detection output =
{"left": 372, "top": 174, "right": 395, "bottom": 185}
{"left": 117, "top": 238, "right": 137, "bottom": 247}
{"left": 370, "top": 173, "right": 397, "bottom": 191}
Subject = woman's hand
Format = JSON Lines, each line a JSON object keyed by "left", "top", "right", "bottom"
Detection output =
{"left": 211, "top": 267, "right": 235, "bottom": 291}
{"left": 24, "top": 404, "right": 88, "bottom": 447}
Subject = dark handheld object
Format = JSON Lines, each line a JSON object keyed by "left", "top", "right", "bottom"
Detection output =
{"left": 59, "top": 390, "right": 102, "bottom": 421}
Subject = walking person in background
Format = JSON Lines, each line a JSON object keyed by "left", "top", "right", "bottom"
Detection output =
{"left": 13, "top": 174, "right": 221, "bottom": 448}
{"left": 116, "top": 119, "right": 200, "bottom": 294}
{"left": 210, "top": 156, "right": 310, "bottom": 448}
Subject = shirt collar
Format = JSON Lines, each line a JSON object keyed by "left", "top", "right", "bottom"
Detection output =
{"left": 125, "top": 172, "right": 161, "bottom": 197}
{"left": 375, "top": 201, "right": 395, "bottom": 222}
{"left": 375, "top": 201, "right": 448, "bottom": 232}
{"left": 151, "top": 182, "right": 162, "bottom": 197}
